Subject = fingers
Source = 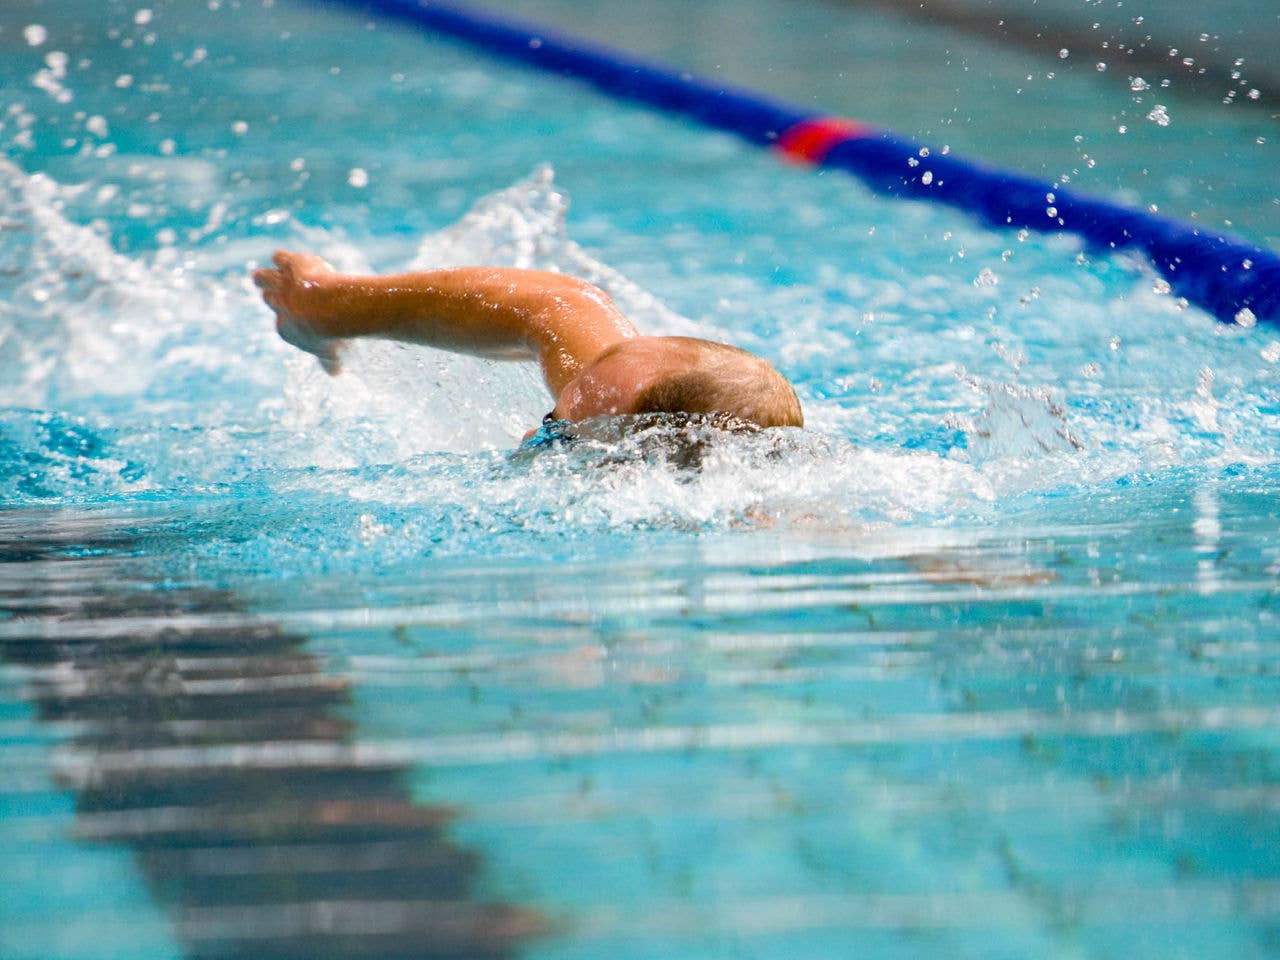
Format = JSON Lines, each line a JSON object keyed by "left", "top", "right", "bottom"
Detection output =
{"left": 252, "top": 266, "right": 279, "bottom": 291}
{"left": 272, "top": 250, "right": 334, "bottom": 278}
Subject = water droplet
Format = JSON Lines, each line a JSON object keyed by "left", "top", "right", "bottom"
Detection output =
{"left": 1242, "top": 259, "right": 1253, "bottom": 270}
{"left": 974, "top": 268, "right": 998, "bottom": 287}
{"left": 1117, "top": 125, "right": 1128, "bottom": 134}
{"left": 86, "top": 115, "right": 109, "bottom": 137}
{"left": 1153, "top": 278, "right": 1171, "bottom": 295}
{"left": 1096, "top": 63, "right": 1107, "bottom": 72}
{"left": 23, "top": 24, "right": 48, "bottom": 46}
{"left": 1146, "top": 104, "right": 1171, "bottom": 126}
{"left": 134, "top": 9, "right": 153, "bottom": 25}
{"left": 1248, "top": 88, "right": 1261, "bottom": 100}
{"left": 1129, "top": 76, "right": 1150, "bottom": 91}
{"left": 347, "top": 167, "right": 369, "bottom": 188}
{"left": 114, "top": 74, "right": 134, "bottom": 89}
{"left": 1058, "top": 48, "right": 1069, "bottom": 59}
{"left": 921, "top": 170, "right": 933, "bottom": 185}
{"left": 1261, "top": 342, "right": 1280, "bottom": 364}
{"left": 1234, "top": 307, "right": 1257, "bottom": 328}
{"left": 231, "top": 120, "right": 248, "bottom": 135}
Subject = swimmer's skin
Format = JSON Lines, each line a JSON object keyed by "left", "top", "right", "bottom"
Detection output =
{"left": 253, "top": 250, "right": 801, "bottom": 428}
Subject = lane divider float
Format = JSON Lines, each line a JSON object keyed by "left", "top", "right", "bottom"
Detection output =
{"left": 318, "top": 0, "right": 1280, "bottom": 328}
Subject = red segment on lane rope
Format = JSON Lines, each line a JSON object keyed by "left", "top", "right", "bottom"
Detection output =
{"left": 775, "top": 117, "right": 872, "bottom": 164}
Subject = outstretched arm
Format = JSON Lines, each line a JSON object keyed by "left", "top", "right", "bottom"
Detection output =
{"left": 253, "top": 251, "right": 639, "bottom": 395}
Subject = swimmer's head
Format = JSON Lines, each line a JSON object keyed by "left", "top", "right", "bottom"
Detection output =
{"left": 553, "top": 336, "right": 803, "bottom": 429}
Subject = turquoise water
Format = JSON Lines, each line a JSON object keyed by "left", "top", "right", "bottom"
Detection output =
{"left": 2, "top": 1, "right": 1279, "bottom": 958}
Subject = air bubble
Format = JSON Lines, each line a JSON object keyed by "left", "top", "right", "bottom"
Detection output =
{"left": 134, "top": 9, "right": 153, "bottom": 25}
{"left": 1058, "top": 48, "right": 1069, "bottom": 59}
{"left": 1129, "top": 77, "right": 1150, "bottom": 91}
{"left": 347, "top": 167, "right": 369, "bottom": 188}
{"left": 1146, "top": 104, "right": 1171, "bottom": 126}
{"left": 1234, "top": 308, "right": 1257, "bottom": 328}
{"left": 24, "top": 24, "right": 48, "bottom": 46}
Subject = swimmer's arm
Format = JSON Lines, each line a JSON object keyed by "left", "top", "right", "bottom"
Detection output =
{"left": 253, "top": 251, "right": 638, "bottom": 394}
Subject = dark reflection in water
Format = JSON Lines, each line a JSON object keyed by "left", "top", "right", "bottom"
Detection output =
{"left": 0, "top": 509, "right": 540, "bottom": 960}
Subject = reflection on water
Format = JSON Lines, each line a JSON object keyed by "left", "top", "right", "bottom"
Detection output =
{"left": 0, "top": 510, "right": 540, "bottom": 959}
{"left": 5, "top": 483, "right": 1277, "bottom": 959}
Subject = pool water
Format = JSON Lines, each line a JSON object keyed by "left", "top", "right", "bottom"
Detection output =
{"left": 2, "top": 1, "right": 1278, "bottom": 958}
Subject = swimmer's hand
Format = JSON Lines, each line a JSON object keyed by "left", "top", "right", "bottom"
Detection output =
{"left": 253, "top": 250, "right": 346, "bottom": 375}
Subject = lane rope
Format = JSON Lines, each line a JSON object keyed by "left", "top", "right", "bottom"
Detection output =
{"left": 320, "top": 0, "right": 1280, "bottom": 328}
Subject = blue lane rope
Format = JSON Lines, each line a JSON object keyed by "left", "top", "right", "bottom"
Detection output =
{"left": 320, "top": 0, "right": 1280, "bottom": 328}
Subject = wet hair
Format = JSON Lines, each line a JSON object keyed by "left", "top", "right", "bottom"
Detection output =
{"left": 630, "top": 339, "right": 804, "bottom": 429}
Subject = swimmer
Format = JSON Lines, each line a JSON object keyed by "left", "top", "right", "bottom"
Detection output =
{"left": 253, "top": 251, "right": 803, "bottom": 434}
